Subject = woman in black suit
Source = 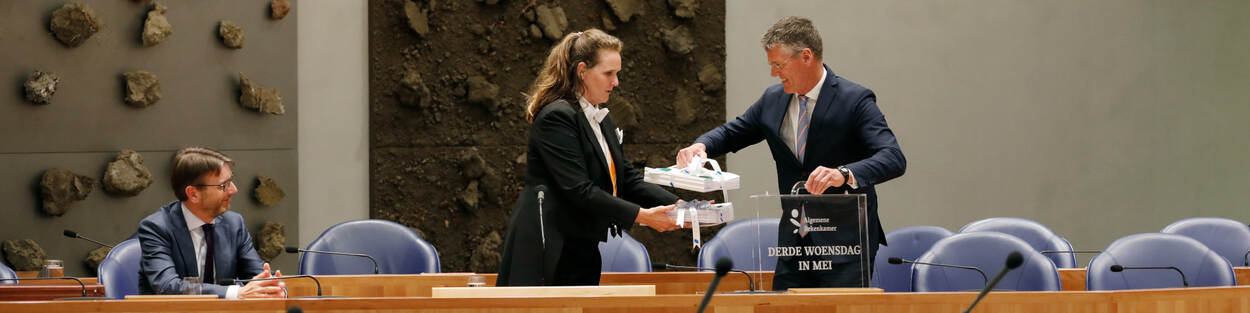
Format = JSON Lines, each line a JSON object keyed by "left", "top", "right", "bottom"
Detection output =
{"left": 497, "top": 29, "right": 679, "bottom": 286}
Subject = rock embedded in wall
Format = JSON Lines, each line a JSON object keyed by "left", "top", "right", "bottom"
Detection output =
{"left": 85, "top": 246, "right": 110, "bottom": 273}
{"left": 142, "top": 2, "right": 173, "bottom": 46}
{"left": 271, "top": 0, "right": 292, "bottom": 20}
{"left": 39, "top": 168, "right": 97, "bottom": 217}
{"left": 662, "top": 25, "right": 695, "bottom": 55}
{"left": 534, "top": 5, "right": 567, "bottom": 41}
{"left": 698, "top": 64, "right": 723, "bottom": 93}
{"left": 397, "top": 68, "right": 434, "bottom": 110}
{"left": 219, "top": 20, "right": 245, "bottom": 49}
{"left": 123, "top": 71, "right": 162, "bottom": 107}
{"left": 668, "top": 0, "right": 698, "bottom": 18}
{"left": 404, "top": 1, "right": 429, "bottom": 38}
{"left": 468, "top": 231, "right": 501, "bottom": 273}
{"left": 605, "top": 0, "right": 643, "bottom": 22}
{"left": 238, "top": 73, "right": 285, "bottom": 115}
{"left": 253, "top": 175, "right": 285, "bottom": 207}
{"left": 102, "top": 150, "right": 153, "bottom": 197}
{"left": 2, "top": 239, "right": 47, "bottom": 271}
{"left": 50, "top": 2, "right": 102, "bottom": 47}
{"left": 465, "top": 76, "right": 500, "bottom": 113}
{"left": 256, "top": 222, "right": 286, "bottom": 262}
{"left": 23, "top": 71, "right": 60, "bottom": 105}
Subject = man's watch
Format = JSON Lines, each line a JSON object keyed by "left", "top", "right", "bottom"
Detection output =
{"left": 836, "top": 166, "right": 856, "bottom": 188}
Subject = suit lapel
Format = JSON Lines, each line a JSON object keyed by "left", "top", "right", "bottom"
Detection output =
{"left": 572, "top": 104, "right": 611, "bottom": 184}
{"left": 168, "top": 203, "right": 198, "bottom": 277}
{"left": 769, "top": 91, "right": 800, "bottom": 168}
{"left": 805, "top": 65, "right": 841, "bottom": 166}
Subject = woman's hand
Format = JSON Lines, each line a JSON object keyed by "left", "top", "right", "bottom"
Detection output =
{"left": 636, "top": 204, "right": 678, "bottom": 232}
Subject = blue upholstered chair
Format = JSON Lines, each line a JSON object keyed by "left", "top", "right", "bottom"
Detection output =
{"left": 698, "top": 218, "right": 779, "bottom": 271}
{"left": 98, "top": 239, "right": 142, "bottom": 299}
{"left": 0, "top": 261, "right": 16, "bottom": 284}
{"left": 1087, "top": 233, "right": 1236, "bottom": 291}
{"left": 299, "top": 219, "right": 440, "bottom": 275}
{"left": 1161, "top": 217, "right": 1250, "bottom": 266}
{"left": 912, "top": 232, "right": 1062, "bottom": 292}
{"left": 598, "top": 231, "right": 651, "bottom": 272}
{"left": 872, "top": 226, "right": 953, "bottom": 292}
{"left": 959, "top": 217, "right": 1077, "bottom": 268}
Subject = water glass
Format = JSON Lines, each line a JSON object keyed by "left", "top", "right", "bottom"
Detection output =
{"left": 181, "top": 276, "right": 203, "bottom": 295}
{"left": 467, "top": 275, "right": 486, "bottom": 287}
{"left": 38, "top": 259, "right": 64, "bottom": 278}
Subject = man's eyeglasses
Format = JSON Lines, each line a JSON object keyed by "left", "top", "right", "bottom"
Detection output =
{"left": 768, "top": 51, "right": 803, "bottom": 71}
{"left": 192, "top": 179, "right": 234, "bottom": 191}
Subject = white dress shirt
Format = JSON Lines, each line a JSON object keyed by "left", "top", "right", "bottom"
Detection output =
{"left": 577, "top": 95, "right": 615, "bottom": 174}
{"left": 181, "top": 204, "right": 241, "bottom": 299}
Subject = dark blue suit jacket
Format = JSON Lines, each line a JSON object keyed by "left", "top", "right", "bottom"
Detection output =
{"left": 137, "top": 200, "right": 264, "bottom": 297}
{"left": 696, "top": 65, "right": 906, "bottom": 247}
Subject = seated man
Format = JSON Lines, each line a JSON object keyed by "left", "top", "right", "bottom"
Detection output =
{"left": 138, "top": 147, "right": 285, "bottom": 298}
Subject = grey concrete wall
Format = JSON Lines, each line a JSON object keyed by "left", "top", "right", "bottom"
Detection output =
{"left": 1, "top": 0, "right": 298, "bottom": 276}
{"left": 724, "top": 1, "right": 1250, "bottom": 265}
{"left": 296, "top": 0, "right": 369, "bottom": 248}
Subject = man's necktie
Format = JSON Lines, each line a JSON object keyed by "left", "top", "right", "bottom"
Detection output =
{"left": 796, "top": 95, "right": 811, "bottom": 161}
{"left": 201, "top": 223, "right": 215, "bottom": 284}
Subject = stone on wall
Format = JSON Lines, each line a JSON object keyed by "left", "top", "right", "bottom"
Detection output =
{"left": 271, "top": 0, "right": 292, "bottom": 20}
{"left": 397, "top": 68, "right": 433, "bottom": 110}
{"left": 468, "top": 231, "right": 501, "bottom": 273}
{"left": 535, "top": 5, "right": 567, "bottom": 41}
{"left": 662, "top": 25, "right": 695, "bottom": 55}
{"left": 238, "top": 73, "right": 285, "bottom": 115}
{"left": 123, "top": 71, "right": 162, "bottom": 107}
{"left": 466, "top": 76, "right": 500, "bottom": 113}
{"left": 50, "top": 2, "right": 102, "bottom": 47}
{"left": 698, "top": 63, "right": 723, "bottom": 93}
{"left": 604, "top": 0, "right": 643, "bottom": 22}
{"left": 219, "top": 20, "right": 245, "bottom": 49}
{"left": 2, "top": 239, "right": 47, "bottom": 271}
{"left": 23, "top": 71, "right": 59, "bottom": 105}
{"left": 85, "top": 246, "right": 110, "bottom": 273}
{"left": 256, "top": 221, "right": 286, "bottom": 262}
{"left": 102, "top": 150, "right": 153, "bottom": 196}
{"left": 40, "top": 168, "right": 96, "bottom": 217}
{"left": 668, "top": 0, "right": 698, "bottom": 18}
{"left": 253, "top": 175, "right": 285, "bottom": 207}
{"left": 142, "top": 2, "right": 172, "bottom": 47}
{"left": 404, "top": 1, "right": 430, "bottom": 38}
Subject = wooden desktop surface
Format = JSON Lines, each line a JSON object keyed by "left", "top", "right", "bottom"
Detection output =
{"left": 0, "top": 285, "right": 1246, "bottom": 313}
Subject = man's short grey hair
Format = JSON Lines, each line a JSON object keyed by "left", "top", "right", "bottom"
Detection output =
{"left": 761, "top": 16, "right": 823, "bottom": 60}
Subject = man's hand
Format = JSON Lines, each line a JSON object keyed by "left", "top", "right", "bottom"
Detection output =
{"left": 238, "top": 263, "right": 285, "bottom": 299}
{"left": 804, "top": 166, "right": 845, "bottom": 195}
{"left": 637, "top": 204, "right": 678, "bottom": 232}
{"left": 676, "top": 143, "right": 708, "bottom": 168}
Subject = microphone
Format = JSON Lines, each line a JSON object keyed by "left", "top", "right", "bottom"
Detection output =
{"left": 888, "top": 257, "right": 989, "bottom": 287}
{"left": 287, "top": 306, "right": 303, "bottom": 313}
{"left": 962, "top": 251, "right": 1024, "bottom": 313}
{"left": 0, "top": 277, "right": 112, "bottom": 300}
{"left": 535, "top": 185, "right": 548, "bottom": 286}
{"left": 1110, "top": 264, "right": 1189, "bottom": 287}
{"left": 651, "top": 263, "right": 756, "bottom": 292}
{"left": 63, "top": 229, "right": 114, "bottom": 248}
{"left": 696, "top": 258, "right": 732, "bottom": 313}
{"left": 285, "top": 246, "right": 379, "bottom": 274}
{"left": 219, "top": 275, "right": 343, "bottom": 298}
{"left": 1039, "top": 250, "right": 1101, "bottom": 254}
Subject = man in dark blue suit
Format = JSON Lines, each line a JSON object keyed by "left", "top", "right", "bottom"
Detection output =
{"left": 137, "top": 147, "right": 286, "bottom": 298}
{"left": 678, "top": 16, "right": 906, "bottom": 290}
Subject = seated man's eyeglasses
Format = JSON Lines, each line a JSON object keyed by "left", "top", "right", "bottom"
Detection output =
{"left": 193, "top": 179, "right": 234, "bottom": 191}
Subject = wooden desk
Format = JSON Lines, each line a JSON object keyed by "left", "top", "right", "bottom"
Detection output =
{"left": 1, "top": 285, "right": 1247, "bottom": 313}
{"left": 0, "top": 284, "right": 106, "bottom": 301}
{"left": 1059, "top": 267, "right": 1250, "bottom": 291}
{"left": 285, "top": 271, "right": 774, "bottom": 297}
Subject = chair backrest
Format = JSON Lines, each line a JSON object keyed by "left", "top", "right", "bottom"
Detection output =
{"left": 299, "top": 219, "right": 441, "bottom": 275}
{"left": 959, "top": 217, "right": 1076, "bottom": 268}
{"left": 913, "top": 232, "right": 1061, "bottom": 292}
{"left": 0, "top": 261, "right": 16, "bottom": 284}
{"left": 98, "top": 239, "right": 142, "bottom": 299}
{"left": 1161, "top": 217, "right": 1250, "bottom": 267}
{"left": 1087, "top": 233, "right": 1236, "bottom": 291}
{"left": 872, "top": 226, "right": 953, "bottom": 292}
{"left": 598, "top": 231, "right": 651, "bottom": 272}
{"left": 698, "top": 218, "right": 779, "bottom": 271}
